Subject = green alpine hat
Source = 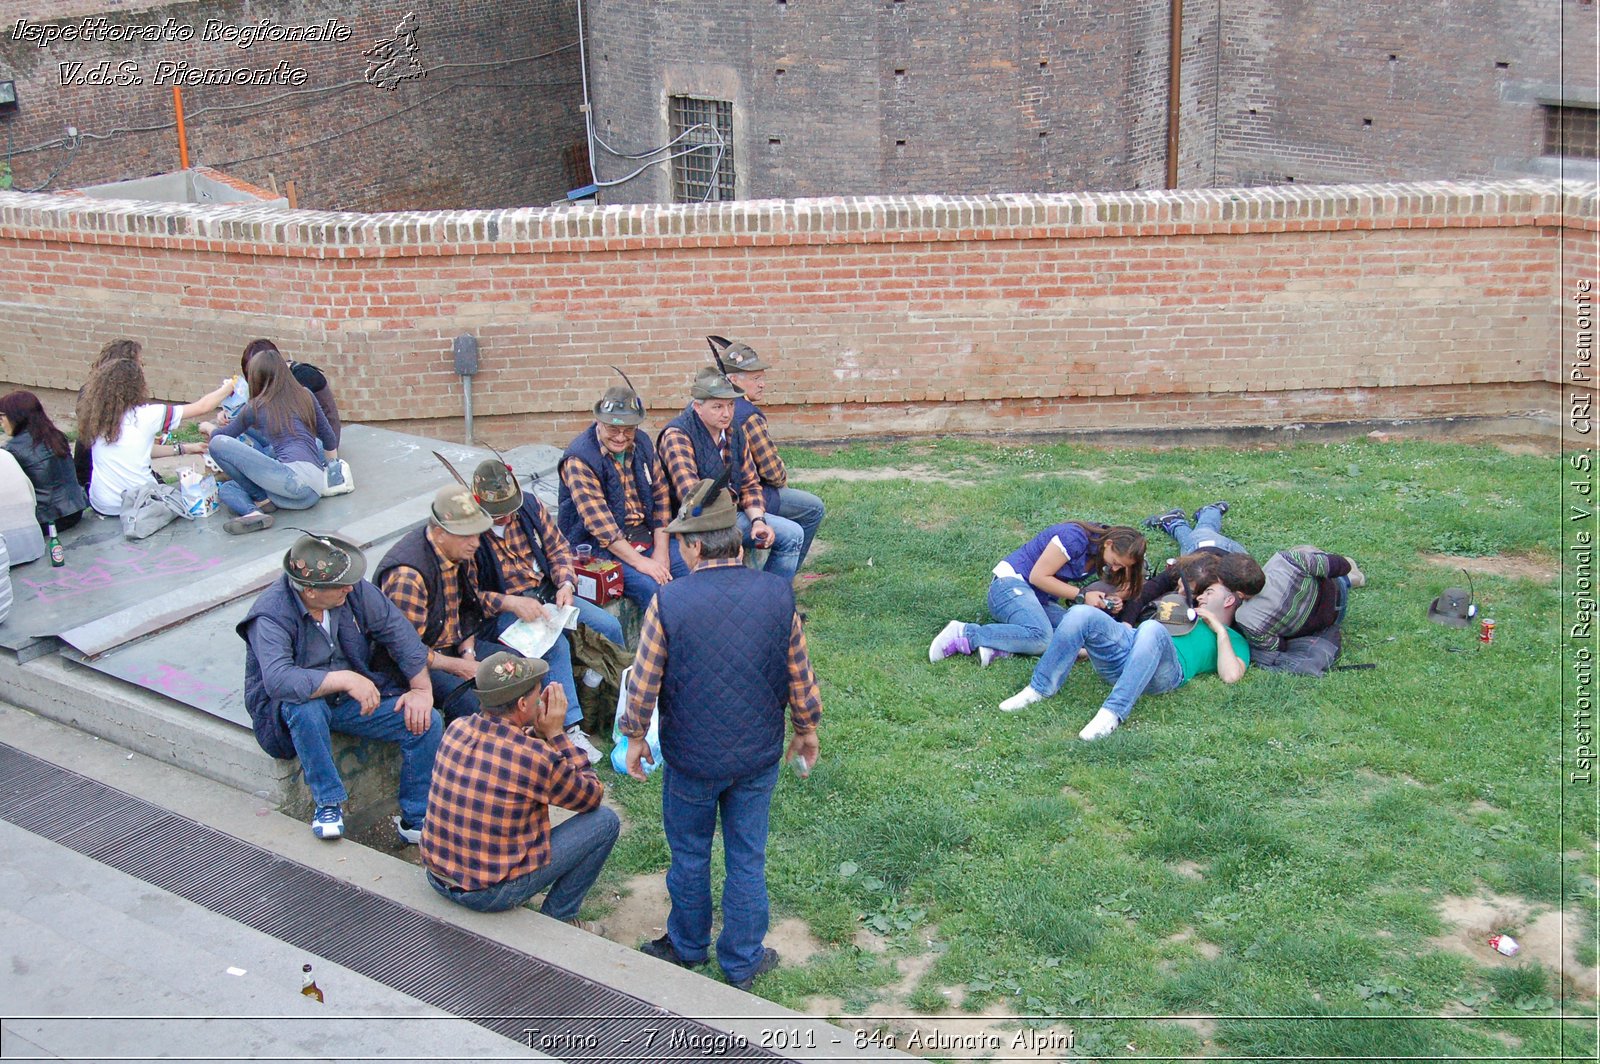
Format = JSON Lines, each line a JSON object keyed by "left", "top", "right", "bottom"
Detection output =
{"left": 471, "top": 459, "right": 523, "bottom": 517}
{"left": 707, "top": 334, "right": 770, "bottom": 373}
{"left": 594, "top": 366, "right": 646, "bottom": 426}
{"left": 667, "top": 474, "right": 739, "bottom": 533}
{"left": 283, "top": 532, "right": 367, "bottom": 588}
{"left": 475, "top": 651, "right": 549, "bottom": 708}
{"left": 690, "top": 365, "right": 744, "bottom": 400}
{"left": 430, "top": 484, "right": 492, "bottom": 536}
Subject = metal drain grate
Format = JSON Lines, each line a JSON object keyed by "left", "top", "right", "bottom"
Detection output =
{"left": 0, "top": 743, "right": 789, "bottom": 1061}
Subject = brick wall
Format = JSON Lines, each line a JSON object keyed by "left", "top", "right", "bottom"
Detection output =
{"left": 0, "top": 179, "right": 1578, "bottom": 447}
{"left": 1, "top": 0, "right": 583, "bottom": 210}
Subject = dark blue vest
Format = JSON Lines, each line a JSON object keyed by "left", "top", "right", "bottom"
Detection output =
{"left": 558, "top": 426, "right": 660, "bottom": 548}
{"left": 656, "top": 564, "right": 793, "bottom": 779}
{"left": 660, "top": 405, "right": 744, "bottom": 511}
{"left": 732, "top": 397, "right": 783, "bottom": 513}
{"left": 372, "top": 527, "right": 486, "bottom": 651}
{"left": 475, "top": 497, "right": 554, "bottom": 597}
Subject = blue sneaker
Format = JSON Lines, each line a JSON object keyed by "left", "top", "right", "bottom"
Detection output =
{"left": 311, "top": 805, "right": 344, "bottom": 840}
{"left": 393, "top": 815, "right": 424, "bottom": 846}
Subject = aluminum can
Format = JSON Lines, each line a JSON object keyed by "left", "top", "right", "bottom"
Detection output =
{"left": 1488, "top": 933, "right": 1519, "bottom": 957}
{"left": 1480, "top": 618, "right": 1496, "bottom": 643}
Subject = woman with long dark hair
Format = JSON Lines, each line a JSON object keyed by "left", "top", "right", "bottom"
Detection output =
{"left": 203, "top": 339, "right": 343, "bottom": 452}
{"left": 0, "top": 391, "right": 88, "bottom": 533}
{"left": 76, "top": 347, "right": 234, "bottom": 516}
{"left": 929, "top": 521, "right": 1147, "bottom": 664}
{"left": 208, "top": 345, "right": 341, "bottom": 534}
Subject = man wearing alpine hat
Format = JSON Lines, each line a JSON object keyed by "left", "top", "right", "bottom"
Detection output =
{"left": 558, "top": 369, "right": 687, "bottom": 610}
{"left": 620, "top": 472, "right": 821, "bottom": 991}
{"left": 422, "top": 652, "right": 619, "bottom": 930}
{"left": 657, "top": 363, "right": 805, "bottom": 583}
{"left": 238, "top": 531, "right": 441, "bottom": 843}
{"left": 470, "top": 455, "right": 624, "bottom": 761}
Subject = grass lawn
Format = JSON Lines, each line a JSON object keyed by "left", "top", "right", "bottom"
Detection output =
{"left": 599, "top": 435, "right": 1595, "bottom": 1062}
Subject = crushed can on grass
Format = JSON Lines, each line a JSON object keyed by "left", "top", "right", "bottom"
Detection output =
{"left": 1480, "top": 618, "right": 1497, "bottom": 644}
{"left": 1488, "top": 933, "right": 1520, "bottom": 957}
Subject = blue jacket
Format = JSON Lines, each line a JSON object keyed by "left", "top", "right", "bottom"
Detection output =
{"left": 557, "top": 425, "right": 661, "bottom": 548}
{"left": 237, "top": 575, "right": 429, "bottom": 759}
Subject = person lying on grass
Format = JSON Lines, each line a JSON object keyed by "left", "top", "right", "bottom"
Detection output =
{"left": 999, "top": 552, "right": 1261, "bottom": 741}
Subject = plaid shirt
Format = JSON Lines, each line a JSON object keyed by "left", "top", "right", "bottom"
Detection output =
{"left": 1233, "top": 547, "right": 1351, "bottom": 651}
{"left": 741, "top": 409, "right": 788, "bottom": 490}
{"left": 658, "top": 424, "right": 764, "bottom": 514}
{"left": 421, "top": 713, "right": 603, "bottom": 892}
{"left": 379, "top": 529, "right": 468, "bottom": 651}
{"left": 560, "top": 449, "right": 671, "bottom": 544}
{"left": 480, "top": 504, "right": 577, "bottom": 614}
{"left": 619, "top": 557, "right": 821, "bottom": 739}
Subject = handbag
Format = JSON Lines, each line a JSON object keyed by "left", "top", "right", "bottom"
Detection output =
{"left": 319, "top": 459, "right": 355, "bottom": 497}
{"left": 119, "top": 481, "right": 190, "bottom": 540}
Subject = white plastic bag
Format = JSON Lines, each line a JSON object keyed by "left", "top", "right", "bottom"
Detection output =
{"left": 609, "top": 665, "right": 662, "bottom": 776}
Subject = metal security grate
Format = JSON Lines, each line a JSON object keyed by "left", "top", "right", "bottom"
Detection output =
{"left": 1544, "top": 103, "right": 1600, "bottom": 159}
{"left": 0, "top": 743, "right": 789, "bottom": 1062}
{"left": 670, "top": 96, "right": 735, "bottom": 202}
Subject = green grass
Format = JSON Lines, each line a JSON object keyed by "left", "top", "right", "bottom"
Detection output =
{"left": 605, "top": 436, "right": 1595, "bottom": 1061}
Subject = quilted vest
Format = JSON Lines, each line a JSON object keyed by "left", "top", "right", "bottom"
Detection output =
{"left": 659, "top": 405, "right": 744, "bottom": 512}
{"left": 558, "top": 426, "right": 659, "bottom": 548}
{"left": 372, "top": 526, "right": 486, "bottom": 650}
{"left": 475, "top": 497, "right": 554, "bottom": 596}
{"left": 656, "top": 564, "right": 792, "bottom": 779}
{"left": 732, "top": 397, "right": 782, "bottom": 513}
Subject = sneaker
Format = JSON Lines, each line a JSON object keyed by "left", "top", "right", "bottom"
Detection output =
{"left": 223, "top": 512, "right": 274, "bottom": 535}
{"left": 728, "top": 947, "right": 780, "bottom": 991}
{"left": 565, "top": 917, "right": 605, "bottom": 936}
{"left": 928, "top": 620, "right": 972, "bottom": 662}
{"left": 1078, "top": 708, "right": 1122, "bottom": 742}
{"left": 1194, "top": 500, "right": 1230, "bottom": 522}
{"left": 1143, "top": 508, "right": 1186, "bottom": 531}
{"left": 999, "top": 686, "right": 1045, "bottom": 712}
{"left": 978, "top": 646, "right": 1012, "bottom": 668}
{"left": 564, "top": 724, "right": 604, "bottom": 762}
{"left": 640, "top": 934, "right": 695, "bottom": 968}
{"left": 311, "top": 805, "right": 344, "bottom": 840}
{"left": 393, "top": 816, "right": 423, "bottom": 846}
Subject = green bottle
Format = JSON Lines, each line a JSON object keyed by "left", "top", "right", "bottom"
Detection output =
{"left": 47, "top": 524, "right": 64, "bottom": 567}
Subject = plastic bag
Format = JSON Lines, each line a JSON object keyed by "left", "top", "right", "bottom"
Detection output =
{"left": 320, "top": 459, "right": 355, "bottom": 497}
{"left": 177, "top": 467, "right": 219, "bottom": 518}
{"left": 609, "top": 665, "right": 662, "bottom": 776}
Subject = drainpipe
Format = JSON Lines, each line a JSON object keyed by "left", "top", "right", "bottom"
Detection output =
{"left": 1166, "top": 0, "right": 1182, "bottom": 189}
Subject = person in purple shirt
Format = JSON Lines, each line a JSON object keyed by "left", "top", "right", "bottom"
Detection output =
{"left": 209, "top": 346, "right": 341, "bottom": 535}
{"left": 930, "top": 521, "right": 1147, "bottom": 665}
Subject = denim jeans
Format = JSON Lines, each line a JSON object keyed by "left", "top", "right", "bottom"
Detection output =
{"left": 661, "top": 759, "right": 781, "bottom": 983}
{"left": 426, "top": 805, "right": 620, "bottom": 918}
{"left": 1026, "top": 606, "right": 1187, "bottom": 721}
{"left": 776, "top": 487, "right": 826, "bottom": 571}
{"left": 479, "top": 604, "right": 619, "bottom": 730}
{"left": 1163, "top": 503, "right": 1247, "bottom": 556}
{"left": 1333, "top": 575, "right": 1351, "bottom": 624}
{"left": 281, "top": 693, "right": 443, "bottom": 824}
{"left": 209, "top": 434, "right": 323, "bottom": 516}
{"left": 736, "top": 512, "right": 804, "bottom": 583}
{"left": 965, "top": 576, "right": 1066, "bottom": 656}
{"left": 606, "top": 540, "right": 690, "bottom": 611}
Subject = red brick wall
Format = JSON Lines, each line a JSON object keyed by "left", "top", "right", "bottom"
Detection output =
{"left": 0, "top": 179, "right": 1577, "bottom": 446}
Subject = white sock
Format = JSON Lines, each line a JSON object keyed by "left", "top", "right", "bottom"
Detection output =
{"left": 1078, "top": 708, "right": 1121, "bottom": 741}
{"left": 999, "top": 686, "right": 1044, "bottom": 712}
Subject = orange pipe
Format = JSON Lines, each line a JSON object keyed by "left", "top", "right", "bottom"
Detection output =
{"left": 1166, "top": 0, "right": 1182, "bottom": 188}
{"left": 173, "top": 86, "right": 190, "bottom": 169}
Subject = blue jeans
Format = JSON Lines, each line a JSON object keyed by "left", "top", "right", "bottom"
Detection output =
{"left": 209, "top": 434, "right": 323, "bottom": 516}
{"left": 606, "top": 541, "right": 690, "bottom": 611}
{"left": 1027, "top": 606, "right": 1187, "bottom": 721}
{"left": 776, "top": 487, "right": 826, "bottom": 572}
{"left": 480, "top": 603, "right": 621, "bottom": 730}
{"left": 737, "top": 512, "right": 803, "bottom": 584}
{"left": 1333, "top": 575, "right": 1351, "bottom": 625}
{"left": 281, "top": 693, "right": 443, "bottom": 824}
{"left": 1163, "top": 503, "right": 1247, "bottom": 556}
{"left": 661, "top": 760, "right": 781, "bottom": 983}
{"left": 965, "top": 576, "right": 1066, "bottom": 656}
{"left": 426, "top": 806, "right": 620, "bottom": 918}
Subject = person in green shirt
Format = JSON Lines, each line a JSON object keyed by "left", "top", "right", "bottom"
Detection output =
{"left": 1000, "top": 554, "right": 1260, "bottom": 741}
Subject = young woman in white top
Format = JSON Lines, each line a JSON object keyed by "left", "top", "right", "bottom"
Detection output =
{"left": 76, "top": 348, "right": 234, "bottom": 516}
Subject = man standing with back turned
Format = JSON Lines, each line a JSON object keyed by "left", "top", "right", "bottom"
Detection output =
{"left": 619, "top": 473, "right": 822, "bottom": 991}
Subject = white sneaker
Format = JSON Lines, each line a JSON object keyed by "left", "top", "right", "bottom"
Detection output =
{"left": 565, "top": 724, "right": 604, "bottom": 762}
{"left": 978, "top": 647, "right": 1012, "bottom": 668}
{"left": 928, "top": 620, "right": 972, "bottom": 662}
{"left": 1078, "top": 708, "right": 1121, "bottom": 741}
{"left": 999, "top": 687, "right": 1044, "bottom": 712}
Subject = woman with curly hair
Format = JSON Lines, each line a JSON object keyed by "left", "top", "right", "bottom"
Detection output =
{"left": 929, "top": 521, "right": 1147, "bottom": 664}
{"left": 0, "top": 390, "right": 87, "bottom": 533}
{"left": 77, "top": 344, "right": 234, "bottom": 516}
{"left": 207, "top": 344, "right": 341, "bottom": 535}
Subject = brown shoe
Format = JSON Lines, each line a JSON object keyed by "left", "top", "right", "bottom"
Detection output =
{"left": 224, "top": 512, "right": 274, "bottom": 535}
{"left": 257, "top": 500, "right": 278, "bottom": 514}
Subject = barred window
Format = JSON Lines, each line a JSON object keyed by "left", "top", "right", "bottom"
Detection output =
{"left": 669, "top": 96, "right": 734, "bottom": 202}
{"left": 1543, "top": 104, "right": 1600, "bottom": 159}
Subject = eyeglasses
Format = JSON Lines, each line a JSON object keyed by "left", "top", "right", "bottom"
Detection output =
{"left": 598, "top": 396, "right": 643, "bottom": 416}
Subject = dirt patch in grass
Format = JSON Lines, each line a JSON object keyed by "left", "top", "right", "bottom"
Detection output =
{"left": 801, "top": 465, "right": 973, "bottom": 486}
{"left": 1431, "top": 893, "right": 1598, "bottom": 999}
{"left": 1420, "top": 552, "right": 1557, "bottom": 583}
{"left": 1171, "top": 860, "right": 1206, "bottom": 881}
{"left": 598, "top": 872, "right": 671, "bottom": 948}
{"left": 1167, "top": 927, "right": 1222, "bottom": 961}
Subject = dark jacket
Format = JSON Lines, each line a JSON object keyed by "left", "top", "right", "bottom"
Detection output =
{"left": 655, "top": 563, "right": 793, "bottom": 779}
{"left": 237, "top": 575, "right": 429, "bottom": 759}
{"left": 557, "top": 425, "right": 662, "bottom": 547}
{"left": 6, "top": 431, "right": 87, "bottom": 528}
{"left": 373, "top": 527, "right": 487, "bottom": 650}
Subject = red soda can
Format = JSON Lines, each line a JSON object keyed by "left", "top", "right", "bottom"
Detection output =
{"left": 1479, "top": 618, "right": 1496, "bottom": 643}
{"left": 1488, "top": 933, "right": 1519, "bottom": 957}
